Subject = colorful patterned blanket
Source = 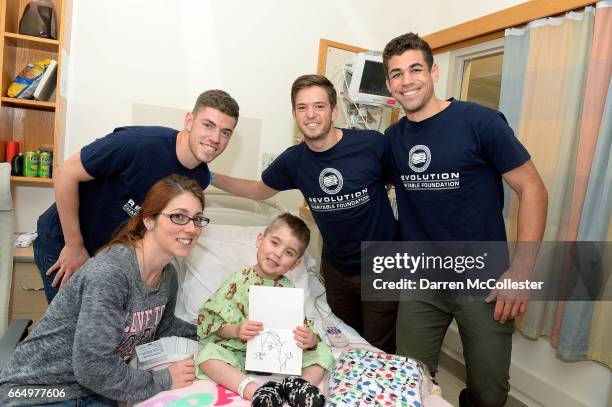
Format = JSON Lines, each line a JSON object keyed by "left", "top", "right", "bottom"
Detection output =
{"left": 133, "top": 346, "right": 450, "bottom": 407}
{"left": 327, "top": 348, "right": 430, "bottom": 406}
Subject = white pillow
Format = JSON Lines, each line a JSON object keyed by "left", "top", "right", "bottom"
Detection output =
{"left": 175, "top": 224, "right": 313, "bottom": 323}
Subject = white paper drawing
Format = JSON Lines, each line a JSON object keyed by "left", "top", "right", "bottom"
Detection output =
{"left": 245, "top": 285, "right": 304, "bottom": 375}
{"left": 247, "top": 328, "right": 298, "bottom": 373}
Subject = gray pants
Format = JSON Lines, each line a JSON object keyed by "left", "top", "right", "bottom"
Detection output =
{"left": 396, "top": 299, "right": 513, "bottom": 407}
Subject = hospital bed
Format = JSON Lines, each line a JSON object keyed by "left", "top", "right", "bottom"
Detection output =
{"left": 134, "top": 190, "right": 451, "bottom": 407}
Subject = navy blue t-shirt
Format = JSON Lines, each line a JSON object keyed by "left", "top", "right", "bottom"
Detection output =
{"left": 384, "top": 99, "right": 530, "bottom": 242}
{"left": 262, "top": 129, "right": 398, "bottom": 272}
{"left": 37, "top": 126, "right": 210, "bottom": 255}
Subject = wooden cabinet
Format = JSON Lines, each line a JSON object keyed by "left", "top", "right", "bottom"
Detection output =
{"left": 9, "top": 261, "right": 47, "bottom": 325}
{"left": 0, "top": 0, "right": 69, "bottom": 186}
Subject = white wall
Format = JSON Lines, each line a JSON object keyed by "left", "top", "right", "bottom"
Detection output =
{"left": 60, "top": 0, "right": 524, "bottom": 155}
{"left": 13, "top": 186, "right": 55, "bottom": 233}
{"left": 13, "top": 0, "right": 611, "bottom": 405}
{"left": 15, "top": 0, "right": 528, "bottom": 232}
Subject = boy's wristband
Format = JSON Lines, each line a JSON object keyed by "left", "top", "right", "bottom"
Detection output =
{"left": 238, "top": 377, "right": 258, "bottom": 399}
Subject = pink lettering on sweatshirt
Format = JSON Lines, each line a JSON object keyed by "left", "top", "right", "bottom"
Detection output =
{"left": 116, "top": 305, "right": 166, "bottom": 360}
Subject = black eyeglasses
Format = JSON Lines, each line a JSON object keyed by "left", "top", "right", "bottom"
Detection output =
{"left": 158, "top": 213, "right": 210, "bottom": 227}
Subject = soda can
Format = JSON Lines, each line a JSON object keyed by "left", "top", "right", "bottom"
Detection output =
{"left": 38, "top": 151, "right": 52, "bottom": 178}
{"left": 24, "top": 151, "right": 39, "bottom": 177}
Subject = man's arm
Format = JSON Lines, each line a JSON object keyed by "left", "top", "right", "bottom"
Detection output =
{"left": 212, "top": 173, "right": 279, "bottom": 200}
{"left": 486, "top": 159, "right": 548, "bottom": 322}
{"left": 49, "top": 152, "right": 95, "bottom": 286}
{"left": 503, "top": 160, "right": 548, "bottom": 242}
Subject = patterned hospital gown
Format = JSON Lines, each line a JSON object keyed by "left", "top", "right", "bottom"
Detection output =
{"left": 195, "top": 267, "right": 334, "bottom": 377}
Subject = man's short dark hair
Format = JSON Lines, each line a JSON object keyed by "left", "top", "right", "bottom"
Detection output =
{"left": 291, "top": 74, "right": 337, "bottom": 109}
{"left": 193, "top": 89, "right": 239, "bottom": 121}
{"left": 383, "top": 33, "right": 434, "bottom": 78}
{"left": 265, "top": 213, "right": 311, "bottom": 256}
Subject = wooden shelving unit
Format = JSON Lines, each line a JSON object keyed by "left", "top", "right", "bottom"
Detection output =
{"left": 1, "top": 0, "right": 68, "bottom": 186}
{"left": 10, "top": 174, "right": 53, "bottom": 185}
{"left": 4, "top": 30, "right": 59, "bottom": 45}
{"left": 2, "top": 96, "right": 55, "bottom": 109}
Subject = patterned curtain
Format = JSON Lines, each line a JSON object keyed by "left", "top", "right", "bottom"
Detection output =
{"left": 499, "top": 2, "right": 612, "bottom": 367}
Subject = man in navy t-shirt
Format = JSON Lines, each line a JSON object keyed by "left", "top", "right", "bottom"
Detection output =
{"left": 35, "top": 90, "right": 240, "bottom": 303}
{"left": 212, "top": 75, "right": 399, "bottom": 353}
{"left": 382, "top": 33, "right": 548, "bottom": 407}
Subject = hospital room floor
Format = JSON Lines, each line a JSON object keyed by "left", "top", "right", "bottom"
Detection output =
{"left": 436, "top": 367, "right": 464, "bottom": 406}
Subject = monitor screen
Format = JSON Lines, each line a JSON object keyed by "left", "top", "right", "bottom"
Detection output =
{"left": 359, "top": 60, "right": 391, "bottom": 97}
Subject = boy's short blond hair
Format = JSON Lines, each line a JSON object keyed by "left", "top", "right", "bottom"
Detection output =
{"left": 264, "top": 213, "right": 310, "bottom": 256}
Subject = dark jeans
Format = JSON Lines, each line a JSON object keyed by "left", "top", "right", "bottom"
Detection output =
{"left": 320, "top": 256, "right": 398, "bottom": 354}
{"left": 36, "top": 394, "right": 117, "bottom": 406}
{"left": 396, "top": 299, "right": 513, "bottom": 407}
{"left": 33, "top": 237, "right": 61, "bottom": 304}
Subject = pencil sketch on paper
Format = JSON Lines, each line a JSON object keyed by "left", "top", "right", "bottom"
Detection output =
{"left": 253, "top": 351, "right": 266, "bottom": 361}
{"left": 254, "top": 329, "right": 294, "bottom": 371}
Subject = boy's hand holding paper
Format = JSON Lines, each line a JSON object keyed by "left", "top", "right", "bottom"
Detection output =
{"left": 293, "top": 325, "right": 317, "bottom": 349}
{"left": 238, "top": 320, "right": 263, "bottom": 341}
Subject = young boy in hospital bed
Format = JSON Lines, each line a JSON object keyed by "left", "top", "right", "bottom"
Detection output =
{"left": 195, "top": 213, "right": 334, "bottom": 407}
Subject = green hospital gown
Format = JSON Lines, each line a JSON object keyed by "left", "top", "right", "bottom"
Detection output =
{"left": 195, "top": 267, "right": 334, "bottom": 377}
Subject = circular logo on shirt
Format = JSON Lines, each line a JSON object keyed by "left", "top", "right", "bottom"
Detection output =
{"left": 319, "top": 168, "right": 343, "bottom": 194}
{"left": 408, "top": 145, "right": 431, "bottom": 173}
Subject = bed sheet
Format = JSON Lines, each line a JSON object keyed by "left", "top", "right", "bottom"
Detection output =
{"left": 133, "top": 343, "right": 451, "bottom": 407}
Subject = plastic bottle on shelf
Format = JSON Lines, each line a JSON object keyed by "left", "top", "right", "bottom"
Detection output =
{"left": 11, "top": 153, "right": 24, "bottom": 176}
{"left": 5, "top": 141, "right": 19, "bottom": 167}
{"left": 19, "top": 0, "right": 57, "bottom": 39}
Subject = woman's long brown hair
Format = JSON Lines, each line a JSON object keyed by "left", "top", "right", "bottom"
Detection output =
{"left": 97, "top": 174, "right": 205, "bottom": 253}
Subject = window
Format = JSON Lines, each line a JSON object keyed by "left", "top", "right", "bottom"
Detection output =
{"left": 446, "top": 38, "right": 504, "bottom": 109}
{"left": 460, "top": 53, "right": 503, "bottom": 109}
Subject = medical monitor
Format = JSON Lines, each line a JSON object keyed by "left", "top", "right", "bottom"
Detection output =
{"left": 347, "top": 52, "right": 396, "bottom": 107}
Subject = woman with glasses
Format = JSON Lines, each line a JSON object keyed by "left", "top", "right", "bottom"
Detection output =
{"left": 0, "top": 174, "right": 208, "bottom": 406}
